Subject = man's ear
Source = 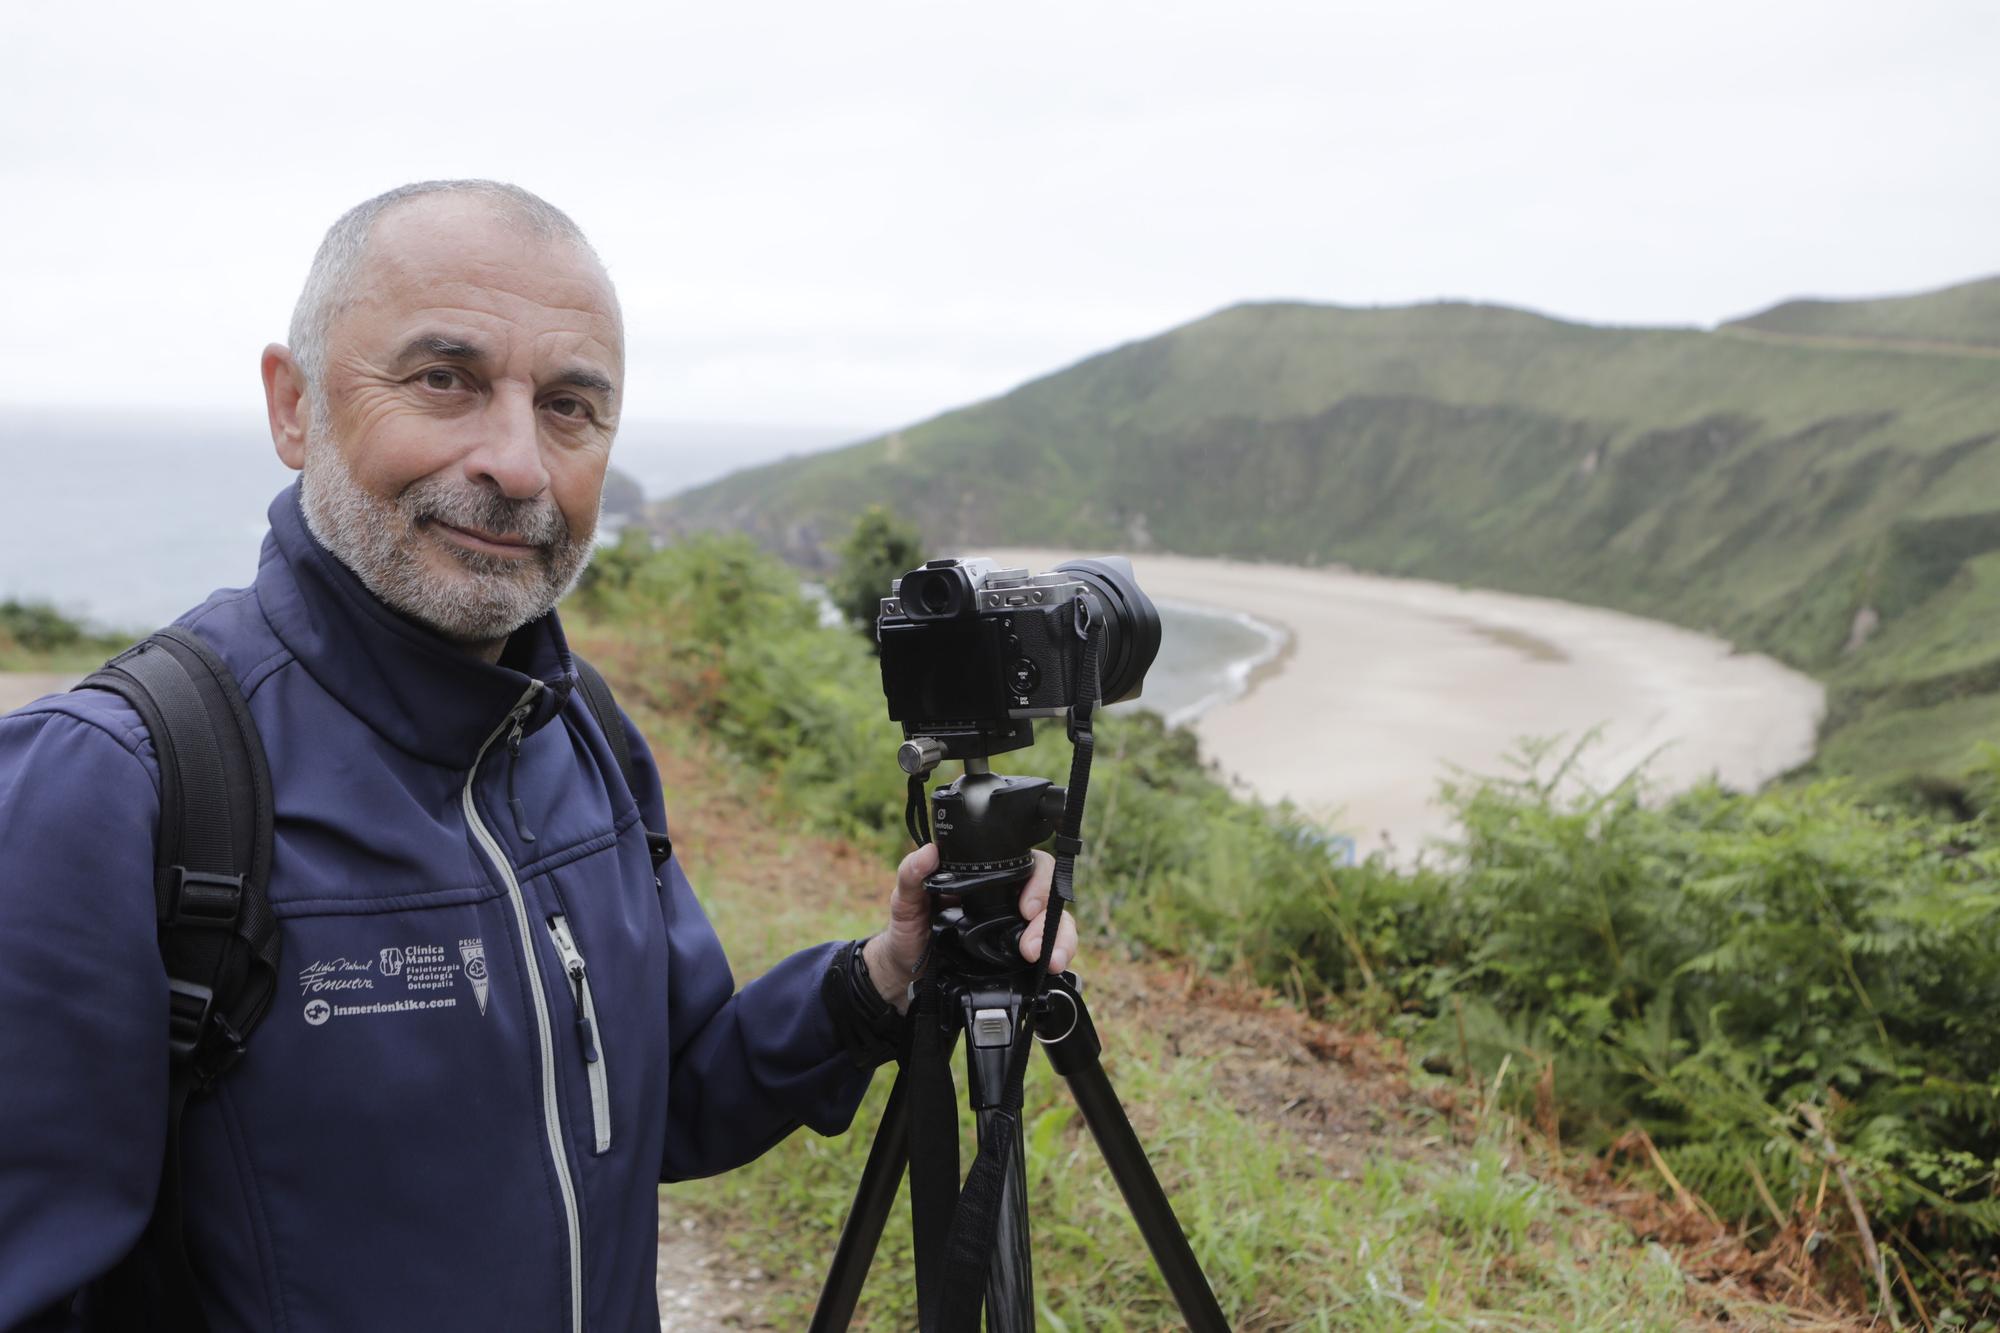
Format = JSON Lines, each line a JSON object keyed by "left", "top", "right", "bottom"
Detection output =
{"left": 263, "top": 344, "right": 310, "bottom": 470}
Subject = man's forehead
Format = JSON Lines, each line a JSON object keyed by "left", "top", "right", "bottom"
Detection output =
{"left": 347, "top": 197, "right": 622, "bottom": 354}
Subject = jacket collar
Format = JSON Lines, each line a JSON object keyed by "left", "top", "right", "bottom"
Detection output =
{"left": 254, "top": 482, "right": 576, "bottom": 769}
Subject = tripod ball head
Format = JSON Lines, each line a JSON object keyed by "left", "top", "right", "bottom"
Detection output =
{"left": 924, "top": 769, "right": 1067, "bottom": 970}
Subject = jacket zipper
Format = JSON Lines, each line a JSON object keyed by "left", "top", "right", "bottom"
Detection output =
{"left": 547, "top": 914, "right": 613, "bottom": 1153}
{"left": 507, "top": 717, "right": 538, "bottom": 844}
{"left": 463, "top": 680, "right": 584, "bottom": 1333}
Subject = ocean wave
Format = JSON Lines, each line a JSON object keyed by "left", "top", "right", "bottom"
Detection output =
{"left": 1150, "top": 598, "right": 1291, "bottom": 728}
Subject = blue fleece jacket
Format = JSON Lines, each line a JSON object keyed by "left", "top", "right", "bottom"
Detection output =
{"left": 0, "top": 484, "right": 873, "bottom": 1331}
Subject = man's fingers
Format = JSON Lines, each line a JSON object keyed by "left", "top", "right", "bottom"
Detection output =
{"left": 896, "top": 842, "right": 940, "bottom": 898}
{"left": 1014, "top": 850, "right": 1076, "bottom": 972}
{"left": 901, "top": 845, "right": 1077, "bottom": 971}
{"left": 891, "top": 843, "right": 939, "bottom": 924}
{"left": 1018, "top": 905, "right": 1080, "bottom": 974}
{"left": 1014, "top": 849, "right": 1056, "bottom": 919}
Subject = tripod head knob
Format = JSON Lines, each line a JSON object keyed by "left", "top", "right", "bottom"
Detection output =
{"left": 898, "top": 737, "right": 945, "bottom": 776}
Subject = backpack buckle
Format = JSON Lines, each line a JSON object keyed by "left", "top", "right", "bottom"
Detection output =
{"left": 166, "top": 979, "right": 215, "bottom": 1063}
{"left": 167, "top": 980, "right": 249, "bottom": 1081}
{"left": 165, "top": 868, "right": 245, "bottom": 929}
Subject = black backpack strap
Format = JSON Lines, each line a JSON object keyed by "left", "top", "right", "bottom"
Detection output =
{"left": 73, "top": 627, "right": 278, "bottom": 1332}
{"left": 572, "top": 655, "right": 673, "bottom": 871}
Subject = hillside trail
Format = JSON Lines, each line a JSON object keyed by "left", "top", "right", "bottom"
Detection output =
{"left": 646, "top": 735, "right": 1871, "bottom": 1331}
{"left": 1715, "top": 325, "right": 2000, "bottom": 359}
{"left": 656, "top": 1205, "right": 755, "bottom": 1330}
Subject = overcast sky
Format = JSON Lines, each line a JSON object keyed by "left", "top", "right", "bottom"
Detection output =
{"left": 2, "top": 0, "right": 1993, "bottom": 433}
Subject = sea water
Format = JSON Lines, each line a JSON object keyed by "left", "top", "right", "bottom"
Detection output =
{"left": 0, "top": 412, "right": 860, "bottom": 627}
{"left": 0, "top": 411, "right": 292, "bottom": 630}
{"left": 1120, "top": 600, "right": 1286, "bottom": 728}
{"left": 0, "top": 411, "right": 1283, "bottom": 726}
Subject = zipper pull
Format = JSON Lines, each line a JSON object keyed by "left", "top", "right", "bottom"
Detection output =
{"left": 548, "top": 916, "right": 600, "bottom": 1063}
{"left": 548, "top": 912, "right": 614, "bottom": 1154}
{"left": 568, "top": 962, "right": 600, "bottom": 1063}
{"left": 506, "top": 719, "right": 537, "bottom": 844}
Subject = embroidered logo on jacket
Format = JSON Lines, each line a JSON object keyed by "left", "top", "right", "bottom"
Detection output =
{"left": 459, "top": 938, "right": 490, "bottom": 1015}
{"left": 294, "top": 940, "right": 491, "bottom": 1025}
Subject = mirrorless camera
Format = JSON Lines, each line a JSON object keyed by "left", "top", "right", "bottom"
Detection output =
{"left": 876, "top": 556, "right": 1161, "bottom": 762}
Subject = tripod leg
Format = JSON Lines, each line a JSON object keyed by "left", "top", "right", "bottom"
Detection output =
{"left": 810, "top": 1073, "right": 912, "bottom": 1332}
{"left": 961, "top": 986, "right": 1037, "bottom": 1333}
{"left": 972, "top": 1104, "right": 1035, "bottom": 1333}
{"left": 1038, "top": 981, "right": 1231, "bottom": 1332}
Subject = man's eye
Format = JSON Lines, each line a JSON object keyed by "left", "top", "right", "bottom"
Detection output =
{"left": 547, "top": 396, "right": 591, "bottom": 420}
{"left": 421, "top": 369, "right": 462, "bottom": 391}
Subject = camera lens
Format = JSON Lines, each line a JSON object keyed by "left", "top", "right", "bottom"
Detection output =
{"left": 1056, "top": 557, "right": 1162, "bottom": 705}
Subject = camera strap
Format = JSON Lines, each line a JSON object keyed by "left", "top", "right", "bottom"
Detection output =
{"left": 1037, "top": 595, "right": 1100, "bottom": 998}
{"left": 906, "top": 773, "right": 933, "bottom": 846}
{"left": 906, "top": 967, "right": 1040, "bottom": 1332}
{"left": 906, "top": 597, "right": 1101, "bottom": 1332}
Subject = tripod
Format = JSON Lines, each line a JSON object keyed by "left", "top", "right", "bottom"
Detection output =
{"left": 809, "top": 761, "right": 1230, "bottom": 1331}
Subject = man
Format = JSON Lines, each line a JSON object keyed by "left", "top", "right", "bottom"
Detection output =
{"left": 0, "top": 180, "right": 1076, "bottom": 1331}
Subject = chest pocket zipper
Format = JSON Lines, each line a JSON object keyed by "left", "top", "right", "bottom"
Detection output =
{"left": 547, "top": 914, "right": 612, "bottom": 1154}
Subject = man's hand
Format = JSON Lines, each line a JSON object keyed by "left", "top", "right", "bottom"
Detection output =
{"left": 861, "top": 843, "right": 1078, "bottom": 1014}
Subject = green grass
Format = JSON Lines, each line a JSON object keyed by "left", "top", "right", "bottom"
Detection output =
{"left": 657, "top": 761, "right": 1720, "bottom": 1331}
{"left": 0, "top": 599, "right": 131, "bottom": 672}
{"left": 1840, "top": 552, "right": 2000, "bottom": 687}
{"left": 1812, "top": 693, "right": 2000, "bottom": 796}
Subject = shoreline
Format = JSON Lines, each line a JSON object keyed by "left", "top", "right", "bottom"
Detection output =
{"left": 989, "top": 549, "right": 1826, "bottom": 861}
{"left": 1147, "top": 597, "right": 1293, "bottom": 728}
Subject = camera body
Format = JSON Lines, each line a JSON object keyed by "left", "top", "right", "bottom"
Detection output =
{"left": 877, "top": 556, "right": 1160, "bottom": 761}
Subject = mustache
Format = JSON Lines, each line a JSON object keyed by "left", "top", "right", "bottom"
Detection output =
{"left": 400, "top": 477, "right": 569, "bottom": 547}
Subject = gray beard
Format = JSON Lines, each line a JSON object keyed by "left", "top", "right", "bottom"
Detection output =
{"left": 298, "top": 420, "right": 596, "bottom": 647}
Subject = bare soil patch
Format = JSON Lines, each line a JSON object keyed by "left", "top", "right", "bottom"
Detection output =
{"left": 656, "top": 1198, "right": 760, "bottom": 1330}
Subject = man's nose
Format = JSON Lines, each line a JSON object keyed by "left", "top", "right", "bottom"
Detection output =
{"left": 465, "top": 386, "right": 550, "bottom": 501}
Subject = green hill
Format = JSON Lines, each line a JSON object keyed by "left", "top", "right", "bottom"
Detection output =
{"left": 1723, "top": 274, "right": 2000, "bottom": 350}
{"left": 652, "top": 277, "right": 2000, "bottom": 799}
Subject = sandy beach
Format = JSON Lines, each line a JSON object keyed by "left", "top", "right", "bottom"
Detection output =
{"left": 988, "top": 550, "right": 1826, "bottom": 860}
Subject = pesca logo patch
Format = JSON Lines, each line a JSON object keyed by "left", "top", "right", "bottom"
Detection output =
{"left": 459, "top": 939, "right": 490, "bottom": 1015}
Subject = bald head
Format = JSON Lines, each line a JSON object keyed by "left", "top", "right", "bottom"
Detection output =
{"left": 286, "top": 180, "right": 619, "bottom": 401}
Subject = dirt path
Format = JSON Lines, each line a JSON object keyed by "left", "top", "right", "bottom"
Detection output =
{"left": 656, "top": 1198, "right": 757, "bottom": 1329}
{"left": 1715, "top": 325, "right": 2000, "bottom": 359}
{"left": 0, "top": 672, "right": 75, "bottom": 712}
